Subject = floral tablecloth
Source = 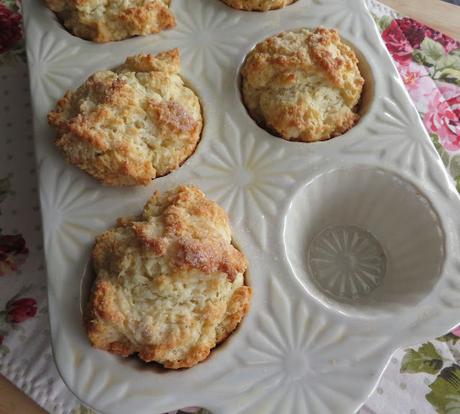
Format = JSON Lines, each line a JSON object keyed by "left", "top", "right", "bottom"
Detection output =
{"left": 0, "top": 1, "right": 460, "bottom": 413}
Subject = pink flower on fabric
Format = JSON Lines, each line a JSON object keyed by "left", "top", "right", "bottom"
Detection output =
{"left": 6, "top": 298, "right": 37, "bottom": 324}
{"left": 398, "top": 64, "right": 428, "bottom": 91}
{"left": 0, "top": 3, "right": 22, "bottom": 54}
{"left": 382, "top": 20, "right": 414, "bottom": 66}
{"left": 451, "top": 325, "right": 460, "bottom": 338}
{"left": 437, "top": 85, "right": 460, "bottom": 125}
{"left": 396, "top": 17, "right": 458, "bottom": 53}
{"left": 447, "top": 93, "right": 460, "bottom": 122}
{"left": 396, "top": 18, "right": 425, "bottom": 49}
{"left": 424, "top": 91, "right": 460, "bottom": 151}
{"left": 438, "top": 83, "right": 460, "bottom": 103}
{"left": 400, "top": 67, "right": 422, "bottom": 89}
{"left": 394, "top": 62, "right": 437, "bottom": 104}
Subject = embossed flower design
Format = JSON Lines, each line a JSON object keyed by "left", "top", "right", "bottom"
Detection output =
{"left": 193, "top": 115, "right": 305, "bottom": 248}
{"left": 213, "top": 277, "right": 389, "bottom": 413}
{"left": 291, "top": 0, "right": 365, "bottom": 37}
{"left": 28, "top": 32, "right": 110, "bottom": 108}
{"left": 346, "top": 83, "right": 432, "bottom": 179}
{"left": 168, "top": 0, "right": 250, "bottom": 89}
{"left": 39, "top": 160, "right": 121, "bottom": 264}
{"left": 308, "top": 225, "right": 387, "bottom": 300}
{"left": 28, "top": 33, "right": 83, "bottom": 105}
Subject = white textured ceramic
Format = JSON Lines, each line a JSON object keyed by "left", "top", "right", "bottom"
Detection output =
{"left": 22, "top": 0, "right": 460, "bottom": 413}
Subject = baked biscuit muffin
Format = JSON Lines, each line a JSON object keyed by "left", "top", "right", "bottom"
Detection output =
{"left": 241, "top": 27, "right": 365, "bottom": 142}
{"left": 45, "top": 0, "right": 175, "bottom": 42}
{"left": 86, "top": 185, "right": 252, "bottom": 369}
{"left": 221, "top": 0, "right": 295, "bottom": 11}
{"left": 48, "top": 49, "right": 202, "bottom": 186}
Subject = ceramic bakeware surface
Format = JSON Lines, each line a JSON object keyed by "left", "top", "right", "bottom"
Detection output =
{"left": 22, "top": 0, "right": 460, "bottom": 413}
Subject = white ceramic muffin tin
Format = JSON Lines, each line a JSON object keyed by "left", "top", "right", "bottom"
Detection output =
{"left": 23, "top": 0, "right": 460, "bottom": 412}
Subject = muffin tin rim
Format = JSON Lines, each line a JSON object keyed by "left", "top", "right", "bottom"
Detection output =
{"left": 23, "top": 0, "right": 460, "bottom": 413}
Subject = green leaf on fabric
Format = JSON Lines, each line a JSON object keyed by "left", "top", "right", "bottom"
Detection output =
{"left": 437, "top": 68, "right": 460, "bottom": 85}
{"left": 372, "top": 14, "right": 393, "bottom": 33}
{"left": 2, "top": 0, "right": 19, "bottom": 12}
{"left": 436, "top": 54, "right": 460, "bottom": 71}
{"left": 431, "top": 133, "right": 450, "bottom": 167}
{"left": 413, "top": 38, "right": 447, "bottom": 67}
{"left": 400, "top": 342, "right": 443, "bottom": 374}
{"left": 426, "top": 364, "right": 460, "bottom": 413}
{"left": 0, "top": 311, "right": 8, "bottom": 327}
{"left": 72, "top": 404, "right": 96, "bottom": 414}
{"left": 0, "top": 43, "right": 27, "bottom": 66}
{"left": 413, "top": 49, "right": 436, "bottom": 67}
{"left": 456, "top": 177, "right": 460, "bottom": 193}
{"left": 438, "top": 333, "right": 460, "bottom": 345}
{"left": 434, "top": 54, "right": 460, "bottom": 85}
{"left": 421, "top": 38, "right": 447, "bottom": 61}
{"left": 450, "top": 155, "right": 460, "bottom": 178}
{"left": 450, "top": 155, "right": 460, "bottom": 192}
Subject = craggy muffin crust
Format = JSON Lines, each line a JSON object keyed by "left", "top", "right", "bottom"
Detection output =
{"left": 86, "top": 185, "right": 252, "bottom": 369}
{"left": 48, "top": 49, "right": 203, "bottom": 186}
{"left": 241, "top": 27, "right": 365, "bottom": 142}
{"left": 221, "top": 0, "right": 295, "bottom": 11}
{"left": 45, "top": 0, "right": 175, "bottom": 42}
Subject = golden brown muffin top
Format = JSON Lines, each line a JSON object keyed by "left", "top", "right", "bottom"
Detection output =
{"left": 86, "top": 185, "right": 252, "bottom": 369}
{"left": 241, "top": 27, "right": 365, "bottom": 142}
{"left": 221, "top": 0, "right": 295, "bottom": 11}
{"left": 48, "top": 49, "right": 202, "bottom": 186}
{"left": 46, "top": 0, "right": 175, "bottom": 42}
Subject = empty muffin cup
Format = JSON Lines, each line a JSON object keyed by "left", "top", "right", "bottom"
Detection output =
{"left": 283, "top": 167, "right": 445, "bottom": 317}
